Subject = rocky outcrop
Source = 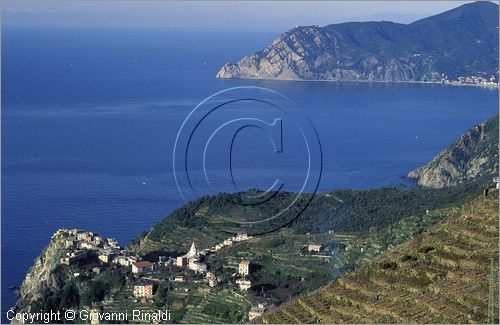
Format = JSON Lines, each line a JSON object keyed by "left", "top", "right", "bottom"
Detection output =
{"left": 12, "top": 229, "right": 70, "bottom": 317}
{"left": 217, "top": 2, "right": 498, "bottom": 82}
{"left": 408, "top": 115, "right": 499, "bottom": 188}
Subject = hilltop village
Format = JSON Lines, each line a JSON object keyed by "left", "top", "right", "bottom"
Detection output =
{"left": 52, "top": 228, "right": 330, "bottom": 322}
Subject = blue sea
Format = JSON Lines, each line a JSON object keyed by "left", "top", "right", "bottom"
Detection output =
{"left": 1, "top": 27, "right": 498, "bottom": 320}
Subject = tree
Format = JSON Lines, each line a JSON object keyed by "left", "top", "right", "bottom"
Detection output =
{"left": 155, "top": 283, "right": 168, "bottom": 307}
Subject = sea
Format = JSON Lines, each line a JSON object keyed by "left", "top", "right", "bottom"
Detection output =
{"left": 1, "top": 27, "right": 498, "bottom": 320}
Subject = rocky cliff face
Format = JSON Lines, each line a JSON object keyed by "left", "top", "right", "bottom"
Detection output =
{"left": 408, "top": 115, "right": 499, "bottom": 188}
{"left": 13, "top": 229, "right": 69, "bottom": 316}
{"left": 217, "top": 2, "right": 498, "bottom": 82}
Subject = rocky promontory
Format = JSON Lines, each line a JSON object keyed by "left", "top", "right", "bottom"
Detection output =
{"left": 216, "top": 2, "right": 498, "bottom": 83}
{"left": 12, "top": 230, "right": 70, "bottom": 318}
{"left": 408, "top": 115, "right": 499, "bottom": 188}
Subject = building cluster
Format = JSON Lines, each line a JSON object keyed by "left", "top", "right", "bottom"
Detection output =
{"left": 173, "top": 233, "right": 254, "bottom": 291}
{"left": 59, "top": 229, "right": 121, "bottom": 265}
{"left": 58, "top": 229, "right": 260, "bottom": 310}
{"left": 176, "top": 241, "right": 208, "bottom": 273}
{"left": 58, "top": 229, "right": 158, "bottom": 277}
{"left": 236, "top": 259, "right": 252, "bottom": 290}
{"left": 451, "top": 75, "right": 498, "bottom": 86}
{"left": 212, "top": 232, "right": 252, "bottom": 251}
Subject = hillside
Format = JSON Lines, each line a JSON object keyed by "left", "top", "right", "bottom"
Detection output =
{"left": 259, "top": 190, "right": 499, "bottom": 324}
{"left": 216, "top": 2, "right": 498, "bottom": 82}
{"left": 408, "top": 115, "right": 499, "bottom": 188}
{"left": 128, "top": 180, "right": 486, "bottom": 255}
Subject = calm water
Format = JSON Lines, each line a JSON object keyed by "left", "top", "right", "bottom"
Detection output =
{"left": 1, "top": 28, "right": 498, "bottom": 319}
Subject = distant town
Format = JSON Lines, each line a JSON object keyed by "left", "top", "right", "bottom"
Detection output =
{"left": 445, "top": 74, "right": 499, "bottom": 87}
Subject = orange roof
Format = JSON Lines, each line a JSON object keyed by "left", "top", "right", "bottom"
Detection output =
{"left": 133, "top": 261, "right": 152, "bottom": 267}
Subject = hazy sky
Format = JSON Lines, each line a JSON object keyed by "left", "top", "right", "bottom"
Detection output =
{"left": 2, "top": 1, "right": 477, "bottom": 30}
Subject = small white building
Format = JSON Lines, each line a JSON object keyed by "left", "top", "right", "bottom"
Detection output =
{"left": 205, "top": 272, "right": 217, "bottom": 287}
{"left": 188, "top": 259, "right": 207, "bottom": 273}
{"left": 308, "top": 244, "right": 321, "bottom": 253}
{"left": 234, "top": 233, "right": 251, "bottom": 242}
{"left": 236, "top": 278, "right": 252, "bottom": 291}
{"left": 249, "top": 304, "right": 266, "bottom": 321}
{"left": 239, "top": 260, "right": 251, "bottom": 276}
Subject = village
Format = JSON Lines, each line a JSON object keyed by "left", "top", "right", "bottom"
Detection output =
{"left": 53, "top": 229, "right": 335, "bottom": 322}
{"left": 444, "top": 74, "right": 499, "bottom": 87}
{"left": 39, "top": 197, "right": 467, "bottom": 324}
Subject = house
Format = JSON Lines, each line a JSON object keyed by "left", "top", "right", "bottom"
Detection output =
{"left": 65, "top": 239, "right": 77, "bottom": 248}
{"left": 239, "top": 260, "right": 251, "bottom": 276}
{"left": 188, "top": 258, "right": 207, "bottom": 273}
{"left": 98, "top": 250, "right": 116, "bottom": 264}
{"left": 234, "top": 233, "right": 251, "bottom": 242}
{"left": 176, "top": 256, "right": 188, "bottom": 268}
{"left": 81, "top": 232, "right": 94, "bottom": 243}
{"left": 248, "top": 304, "right": 266, "bottom": 321}
{"left": 80, "top": 242, "right": 95, "bottom": 250}
{"left": 107, "top": 238, "right": 120, "bottom": 249}
{"left": 236, "top": 278, "right": 252, "bottom": 291}
{"left": 93, "top": 236, "right": 104, "bottom": 247}
{"left": 76, "top": 230, "right": 89, "bottom": 241}
{"left": 60, "top": 250, "right": 87, "bottom": 265}
{"left": 133, "top": 282, "right": 155, "bottom": 299}
{"left": 132, "top": 261, "right": 153, "bottom": 274}
{"left": 113, "top": 256, "right": 130, "bottom": 267}
{"left": 174, "top": 275, "right": 185, "bottom": 282}
{"left": 308, "top": 244, "right": 321, "bottom": 253}
{"left": 205, "top": 272, "right": 217, "bottom": 287}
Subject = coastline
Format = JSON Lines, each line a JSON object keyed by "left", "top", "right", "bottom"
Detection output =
{"left": 216, "top": 76, "right": 500, "bottom": 89}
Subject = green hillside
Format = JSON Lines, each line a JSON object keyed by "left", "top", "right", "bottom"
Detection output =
{"left": 260, "top": 191, "right": 499, "bottom": 324}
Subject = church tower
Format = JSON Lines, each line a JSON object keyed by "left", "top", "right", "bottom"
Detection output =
{"left": 187, "top": 241, "right": 197, "bottom": 258}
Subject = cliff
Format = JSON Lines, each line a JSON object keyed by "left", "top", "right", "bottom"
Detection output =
{"left": 216, "top": 2, "right": 498, "bottom": 82}
{"left": 408, "top": 115, "right": 499, "bottom": 188}
{"left": 13, "top": 229, "right": 70, "bottom": 315}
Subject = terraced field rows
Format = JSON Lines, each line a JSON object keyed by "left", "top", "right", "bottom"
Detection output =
{"left": 260, "top": 192, "right": 499, "bottom": 324}
{"left": 180, "top": 289, "right": 250, "bottom": 323}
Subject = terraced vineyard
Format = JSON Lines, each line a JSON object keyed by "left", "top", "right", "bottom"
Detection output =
{"left": 100, "top": 286, "right": 159, "bottom": 323}
{"left": 260, "top": 191, "right": 499, "bottom": 324}
{"left": 179, "top": 289, "right": 250, "bottom": 323}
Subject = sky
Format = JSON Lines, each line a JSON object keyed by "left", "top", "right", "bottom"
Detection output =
{"left": 1, "top": 1, "right": 479, "bottom": 30}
